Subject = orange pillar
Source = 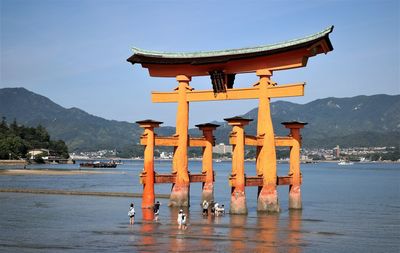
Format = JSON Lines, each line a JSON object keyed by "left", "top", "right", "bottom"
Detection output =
{"left": 170, "top": 75, "right": 192, "bottom": 207}
{"left": 225, "top": 116, "right": 252, "bottom": 214}
{"left": 282, "top": 121, "right": 307, "bottom": 210}
{"left": 256, "top": 69, "right": 280, "bottom": 212}
{"left": 256, "top": 69, "right": 272, "bottom": 176}
{"left": 136, "top": 119, "right": 162, "bottom": 208}
{"left": 196, "top": 123, "right": 219, "bottom": 203}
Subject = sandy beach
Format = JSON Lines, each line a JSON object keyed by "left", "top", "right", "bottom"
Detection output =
{"left": 0, "top": 169, "right": 123, "bottom": 176}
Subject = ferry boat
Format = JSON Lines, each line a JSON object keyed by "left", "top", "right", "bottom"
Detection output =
{"left": 80, "top": 161, "right": 117, "bottom": 168}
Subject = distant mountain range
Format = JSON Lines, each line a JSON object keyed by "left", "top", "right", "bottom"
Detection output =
{"left": 0, "top": 87, "right": 399, "bottom": 152}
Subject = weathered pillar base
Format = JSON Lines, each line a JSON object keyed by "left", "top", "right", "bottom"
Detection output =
{"left": 257, "top": 185, "right": 280, "bottom": 212}
{"left": 201, "top": 182, "right": 214, "bottom": 204}
{"left": 169, "top": 184, "right": 190, "bottom": 207}
{"left": 230, "top": 190, "right": 248, "bottom": 214}
{"left": 289, "top": 185, "right": 302, "bottom": 210}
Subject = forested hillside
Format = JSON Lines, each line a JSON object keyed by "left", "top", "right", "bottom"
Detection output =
{"left": 1, "top": 88, "right": 398, "bottom": 154}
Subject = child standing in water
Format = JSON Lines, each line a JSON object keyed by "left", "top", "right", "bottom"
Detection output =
{"left": 177, "top": 209, "right": 187, "bottom": 230}
{"left": 128, "top": 203, "right": 135, "bottom": 225}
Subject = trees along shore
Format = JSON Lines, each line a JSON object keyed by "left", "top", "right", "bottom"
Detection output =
{"left": 0, "top": 118, "right": 69, "bottom": 161}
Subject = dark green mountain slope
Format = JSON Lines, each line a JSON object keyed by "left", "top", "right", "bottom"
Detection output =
{"left": 1, "top": 87, "right": 399, "bottom": 151}
{"left": 213, "top": 95, "right": 400, "bottom": 147}
{"left": 0, "top": 88, "right": 144, "bottom": 151}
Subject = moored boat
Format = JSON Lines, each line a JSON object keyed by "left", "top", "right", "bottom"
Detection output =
{"left": 111, "top": 160, "right": 123, "bottom": 165}
{"left": 80, "top": 161, "right": 117, "bottom": 168}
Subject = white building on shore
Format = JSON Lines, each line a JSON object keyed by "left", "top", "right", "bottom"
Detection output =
{"left": 213, "top": 143, "right": 232, "bottom": 154}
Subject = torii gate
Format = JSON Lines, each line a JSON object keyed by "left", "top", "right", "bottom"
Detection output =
{"left": 128, "top": 26, "right": 334, "bottom": 213}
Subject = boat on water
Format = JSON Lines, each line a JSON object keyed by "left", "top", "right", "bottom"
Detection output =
{"left": 80, "top": 161, "right": 117, "bottom": 168}
{"left": 111, "top": 160, "right": 123, "bottom": 165}
{"left": 338, "top": 160, "right": 354, "bottom": 166}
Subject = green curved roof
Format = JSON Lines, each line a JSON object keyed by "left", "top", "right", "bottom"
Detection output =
{"left": 127, "top": 26, "right": 333, "bottom": 65}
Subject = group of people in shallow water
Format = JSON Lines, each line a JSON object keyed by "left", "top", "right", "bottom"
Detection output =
{"left": 128, "top": 199, "right": 225, "bottom": 229}
{"left": 202, "top": 200, "right": 225, "bottom": 216}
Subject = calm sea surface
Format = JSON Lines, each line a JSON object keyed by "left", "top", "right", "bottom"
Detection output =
{"left": 0, "top": 161, "right": 399, "bottom": 252}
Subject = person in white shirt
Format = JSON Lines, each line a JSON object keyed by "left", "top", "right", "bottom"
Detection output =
{"left": 128, "top": 203, "right": 135, "bottom": 225}
{"left": 177, "top": 209, "right": 187, "bottom": 230}
{"left": 202, "top": 200, "right": 209, "bottom": 216}
{"left": 213, "top": 202, "right": 219, "bottom": 216}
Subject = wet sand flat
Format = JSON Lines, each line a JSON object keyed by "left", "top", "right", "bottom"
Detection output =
{"left": 0, "top": 169, "right": 121, "bottom": 176}
{"left": 0, "top": 188, "right": 170, "bottom": 198}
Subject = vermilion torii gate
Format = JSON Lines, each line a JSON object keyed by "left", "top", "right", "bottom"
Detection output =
{"left": 128, "top": 26, "right": 334, "bottom": 213}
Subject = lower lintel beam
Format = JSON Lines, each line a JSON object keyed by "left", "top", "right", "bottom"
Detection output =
{"left": 229, "top": 135, "right": 296, "bottom": 146}
{"left": 140, "top": 136, "right": 208, "bottom": 147}
{"left": 228, "top": 175, "right": 302, "bottom": 187}
{"left": 140, "top": 173, "right": 208, "bottom": 184}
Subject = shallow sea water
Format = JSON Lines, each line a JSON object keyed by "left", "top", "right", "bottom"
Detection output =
{"left": 0, "top": 161, "right": 399, "bottom": 252}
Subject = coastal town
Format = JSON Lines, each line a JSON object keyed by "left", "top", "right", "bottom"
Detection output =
{"left": 69, "top": 144, "right": 399, "bottom": 163}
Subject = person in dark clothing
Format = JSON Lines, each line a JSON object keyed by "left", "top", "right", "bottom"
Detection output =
{"left": 153, "top": 201, "right": 161, "bottom": 221}
{"left": 210, "top": 201, "right": 215, "bottom": 215}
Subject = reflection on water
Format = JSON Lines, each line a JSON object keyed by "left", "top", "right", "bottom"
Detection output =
{"left": 230, "top": 215, "right": 247, "bottom": 251}
{"left": 125, "top": 207, "right": 305, "bottom": 252}
{"left": 256, "top": 213, "right": 279, "bottom": 252}
{"left": 288, "top": 210, "right": 303, "bottom": 253}
{"left": 126, "top": 206, "right": 306, "bottom": 252}
{"left": 141, "top": 209, "right": 155, "bottom": 250}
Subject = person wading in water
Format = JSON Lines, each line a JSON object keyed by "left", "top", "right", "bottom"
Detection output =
{"left": 153, "top": 201, "right": 161, "bottom": 221}
{"left": 128, "top": 203, "right": 135, "bottom": 225}
{"left": 177, "top": 209, "right": 187, "bottom": 230}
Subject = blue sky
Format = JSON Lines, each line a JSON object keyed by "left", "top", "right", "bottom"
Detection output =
{"left": 1, "top": 0, "right": 399, "bottom": 126}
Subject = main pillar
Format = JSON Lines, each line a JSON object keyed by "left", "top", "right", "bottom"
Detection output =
{"left": 196, "top": 123, "right": 219, "bottom": 204}
{"left": 170, "top": 75, "right": 192, "bottom": 207}
{"left": 256, "top": 69, "right": 280, "bottom": 212}
{"left": 225, "top": 116, "right": 252, "bottom": 214}
{"left": 136, "top": 119, "right": 162, "bottom": 208}
{"left": 282, "top": 121, "right": 307, "bottom": 210}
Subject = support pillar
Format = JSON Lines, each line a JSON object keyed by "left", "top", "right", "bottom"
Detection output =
{"left": 256, "top": 69, "right": 280, "bottom": 212}
{"left": 282, "top": 121, "right": 307, "bottom": 210}
{"left": 225, "top": 116, "right": 252, "bottom": 214}
{"left": 170, "top": 75, "right": 192, "bottom": 207}
{"left": 136, "top": 119, "right": 162, "bottom": 209}
{"left": 196, "top": 123, "right": 219, "bottom": 204}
